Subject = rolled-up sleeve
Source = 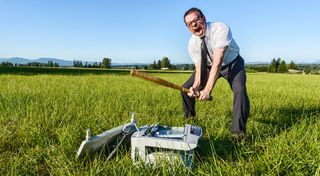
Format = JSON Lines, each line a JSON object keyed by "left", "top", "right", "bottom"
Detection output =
{"left": 212, "top": 22, "right": 232, "bottom": 49}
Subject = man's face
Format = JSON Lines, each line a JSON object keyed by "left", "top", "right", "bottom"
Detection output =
{"left": 185, "top": 12, "right": 206, "bottom": 37}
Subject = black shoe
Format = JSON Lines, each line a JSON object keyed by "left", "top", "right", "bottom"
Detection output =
{"left": 232, "top": 132, "right": 245, "bottom": 143}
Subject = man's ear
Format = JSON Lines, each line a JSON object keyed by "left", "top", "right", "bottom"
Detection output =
{"left": 202, "top": 15, "right": 206, "bottom": 22}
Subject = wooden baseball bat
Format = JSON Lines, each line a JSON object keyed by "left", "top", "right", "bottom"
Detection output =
{"left": 130, "top": 69, "right": 190, "bottom": 93}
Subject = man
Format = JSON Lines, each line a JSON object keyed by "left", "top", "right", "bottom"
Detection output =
{"left": 182, "top": 7, "right": 250, "bottom": 140}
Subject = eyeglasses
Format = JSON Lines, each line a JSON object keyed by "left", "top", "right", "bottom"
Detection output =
{"left": 186, "top": 16, "right": 203, "bottom": 28}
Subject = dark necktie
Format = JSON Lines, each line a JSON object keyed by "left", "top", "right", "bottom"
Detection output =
{"left": 200, "top": 37, "right": 209, "bottom": 89}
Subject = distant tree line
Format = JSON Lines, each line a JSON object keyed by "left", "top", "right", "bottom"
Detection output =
{"left": 175, "top": 64, "right": 195, "bottom": 70}
{"left": 0, "top": 62, "right": 14, "bottom": 67}
{"left": 73, "top": 60, "right": 101, "bottom": 68}
{"left": 141, "top": 57, "right": 194, "bottom": 70}
{"left": 299, "top": 64, "right": 320, "bottom": 74}
{"left": 0, "top": 61, "right": 60, "bottom": 67}
{"left": 146, "top": 57, "right": 172, "bottom": 70}
{"left": 73, "top": 58, "right": 111, "bottom": 68}
{"left": 268, "top": 58, "right": 289, "bottom": 73}
{"left": 0, "top": 58, "right": 112, "bottom": 69}
{"left": 246, "top": 58, "right": 320, "bottom": 74}
{"left": 116, "top": 63, "right": 195, "bottom": 70}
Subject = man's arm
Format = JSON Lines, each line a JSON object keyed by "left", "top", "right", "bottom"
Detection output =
{"left": 199, "top": 46, "right": 228, "bottom": 100}
{"left": 192, "top": 63, "right": 201, "bottom": 88}
{"left": 187, "top": 63, "right": 201, "bottom": 97}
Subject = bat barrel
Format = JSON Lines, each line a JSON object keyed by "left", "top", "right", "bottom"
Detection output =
{"left": 130, "top": 69, "right": 190, "bottom": 93}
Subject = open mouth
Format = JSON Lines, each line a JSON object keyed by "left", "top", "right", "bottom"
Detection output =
{"left": 195, "top": 27, "right": 201, "bottom": 33}
{"left": 193, "top": 26, "right": 203, "bottom": 35}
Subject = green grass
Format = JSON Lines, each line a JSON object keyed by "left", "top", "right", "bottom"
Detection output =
{"left": 0, "top": 71, "right": 320, "bottom": 175}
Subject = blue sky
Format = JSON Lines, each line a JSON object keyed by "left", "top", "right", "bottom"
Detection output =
{"left": 1, "top": 0, "right": 320, "bottom": 64}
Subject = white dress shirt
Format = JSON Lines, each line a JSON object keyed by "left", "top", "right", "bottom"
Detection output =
{"left": 188, "top": 21, "right": 240, "bottom": 67}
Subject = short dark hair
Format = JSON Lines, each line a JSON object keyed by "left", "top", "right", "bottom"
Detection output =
{"left": 183, "top": 7, "right": 204, "bottom": 24}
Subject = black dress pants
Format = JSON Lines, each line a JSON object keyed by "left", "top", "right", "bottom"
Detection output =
{"left": 181, "top": 55, "right": 250, "bottom": 133}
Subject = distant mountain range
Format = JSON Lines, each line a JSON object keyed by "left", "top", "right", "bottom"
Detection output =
{"left": 0, "top": 57, "right": 319, "bottom": 66}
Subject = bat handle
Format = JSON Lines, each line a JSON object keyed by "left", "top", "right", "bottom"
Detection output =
{"left": 181, "top": 87, "right": 190, "bottom": 93}
{"left": 183, "top": 88, "right": 213, "bottom": 101}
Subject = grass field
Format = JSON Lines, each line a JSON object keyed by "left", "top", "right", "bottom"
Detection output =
{"left": 0, "top": 68, "right": 320, "bottom": 175}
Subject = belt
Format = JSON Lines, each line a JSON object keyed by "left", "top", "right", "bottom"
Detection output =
{"left": 221, "top": 55, "right": 241, "bottom": 70}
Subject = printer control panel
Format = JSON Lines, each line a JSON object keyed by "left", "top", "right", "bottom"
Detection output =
{"left": 190, "top": 125, "right": 202, "bottom": 136}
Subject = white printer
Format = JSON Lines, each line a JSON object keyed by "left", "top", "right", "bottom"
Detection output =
{"left": 77, "top": 113, "right": 202, "bottom": 168}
